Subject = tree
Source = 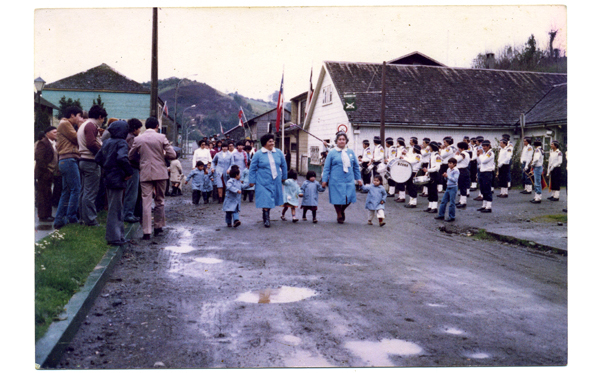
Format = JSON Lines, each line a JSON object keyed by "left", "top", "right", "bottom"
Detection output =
{"left": 92, "top": 94, "right": 105, "bottom": 109}
{"left": 269, "top": 90, "right": 280, "bottom": 103}
{"left": 57, "top": 96, "right": 83, "bottom": 119}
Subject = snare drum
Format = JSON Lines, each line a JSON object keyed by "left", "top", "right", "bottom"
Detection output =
{"left": 386, "top": 159, "right": 413, "bottom": 183}
{"left": 413, "top": 175, "right": 431, "bottom": 186}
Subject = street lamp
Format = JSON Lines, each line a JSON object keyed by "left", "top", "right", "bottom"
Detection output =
{"left": 181, "top": 104, "right": 196, "bottom": 157}
{"left": 173, "top": 74, "right": 197, "bottom": 146}
{"left": 34, "top": 77, "right": 46, "bottom": 132}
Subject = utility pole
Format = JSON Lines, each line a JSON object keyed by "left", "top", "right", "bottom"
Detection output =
{"left": 380, "top": 61, "right": 386, "bottom": 143}
{"left": 150, "top": 7, "right": 158, "bottom": 119}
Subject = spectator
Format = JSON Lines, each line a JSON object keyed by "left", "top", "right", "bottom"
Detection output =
{"left": 128, "top": 117, "right": 177, "bottom": 240}
{"left": 35, "top": 126, "right": 58, "bottom": 222}
{"left": 123, "top": 118, "right": 143, "bottom": 223}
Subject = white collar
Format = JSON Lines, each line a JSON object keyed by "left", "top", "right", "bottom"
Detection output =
{"left": 261, "top": 147, "right": 275, "bottom": 153}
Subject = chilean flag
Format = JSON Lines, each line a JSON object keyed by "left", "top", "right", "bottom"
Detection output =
{"left": 276, "top": 72, "right": 284, "bottom": 132}
{"left": 305, "top": 67, "right": 313, "bottom": 120}
{"left": 238, "top": 107, "right": 244, "bottom": 127}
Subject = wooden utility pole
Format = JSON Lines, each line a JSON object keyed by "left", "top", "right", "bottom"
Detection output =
{"left": 150, "top": 7, "right": 158, "bottom": 118}
{"left": 380, "top": 61, "right": 386, "bottom": 142}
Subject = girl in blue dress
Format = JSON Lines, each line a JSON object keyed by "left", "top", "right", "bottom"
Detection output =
{"left": 321, "top": 131, "right": 363, "bottom": 223}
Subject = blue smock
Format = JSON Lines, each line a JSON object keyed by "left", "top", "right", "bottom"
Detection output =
{"left": 248, "top": 148, "right": 287, "bottom": 209}
{"left": 222, "top": 178, "right": 242, "bottom": 212}
{"left": 300, "top": 180, "right": 325, "bottom": 207}
{"left": 321, "top": 148, "right": 361, "bottom": 205}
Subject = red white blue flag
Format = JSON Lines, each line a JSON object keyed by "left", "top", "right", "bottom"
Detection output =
{"left": 238, "top": 107, "right": 244, "bottom": 127}
{"left": 276, "top": 72, "right": 284, "bottom": 132}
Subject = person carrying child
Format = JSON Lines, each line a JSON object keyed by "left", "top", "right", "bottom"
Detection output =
{"left": 435, "top": 157, "right": 459, "bottom": 222}
{"left": 299, "top": 170, "right": 326, "bottom": 223}
{"left": 223, "top": 167, "right": 242, "bottom": 227}
{"left": 281, "top": 169, "right": 301, "bottom": 222}
{"left": 185, "top": 161, "right": 208, "bottom": 205}
{"left": 361, "top": 175, "right": 387, "bottom": 226}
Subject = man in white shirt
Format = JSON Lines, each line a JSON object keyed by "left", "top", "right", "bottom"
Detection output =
{"left": 520, "top": 137, "right": 534, "bottom": 194}
{"left": 496, "top": 139, "right": 512, "bottom": 198}
{"left": 477, "top": 139, "right": 495, "bottom": 213}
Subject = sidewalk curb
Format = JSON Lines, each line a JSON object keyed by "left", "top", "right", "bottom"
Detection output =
{"left": 483, "top": 229, "right": 568, "bottom": 256}
{"left": 35, "top": 222, "right": 140, "bottom": 368}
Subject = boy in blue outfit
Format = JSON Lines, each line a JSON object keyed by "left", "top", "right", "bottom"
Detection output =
{"left": 299, "top": 170, "right": 326, "bottom": 223}
{"left": 201, "top": 166, "right": 214, "bottom": 204}
{"left": 223, "top": 167, "right": 242, "bottom": 227}
{"left": 241, "top": 167, "right": 255, "bottom": 202}
{"left": 361, "top": 175, "right": 387, "bottom": 226}
{"left": 435, "top": 158, "right": 459, "bottom": 222}
{"left": 185, "top": 161, "right": 208, "bottom": 205}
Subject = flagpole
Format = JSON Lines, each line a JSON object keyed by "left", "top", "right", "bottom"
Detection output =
{"left": 281, "top": 66, "right": 285, "bottom": 152}
{"left": 241, "top": 107, "right": 252, "bottom": 141}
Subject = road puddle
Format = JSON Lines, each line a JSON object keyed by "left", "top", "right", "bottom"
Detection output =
{"left": 468, "top": 352, "right": 490, "bottom": 359}
{"left": 282, "top": 335, "right": 302, "bottom": 345}
{"left": 236, "top": 286, "right": 317, "bottom": 304}
{"left": 344, "top": 339, "right": 423, "bottom": 366}
{"left": 164, "top": 245, "right": 196, "bottom": 254}
{"left": 283, "top": 349, "right": 334, "bottom": 367}
{"left": 194, "top": 257, "right": 223, "bottom": 264}
{"left": 444, "top": 327, "right": 463, "bottom": 335}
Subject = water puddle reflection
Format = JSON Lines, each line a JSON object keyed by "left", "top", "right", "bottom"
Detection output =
{"left": 282, "top": 335, "right": 302, "bottom": 346}
{"left": 194, "top": 257, "right": 223, "bottom": 264}
{"left": 283, "top": 349, "right": 334, "bottom": 367}
{"left": 236, "top": 286, "right": 317, "bottom": 304}
{"left": 444, "top": 327, "right": 463, "bottom": 335}
{"left": 468, "top": 352, "right": 490, "bottom": 359}
{"left": 344, "top": 339, "right": 423, "bottom": 366}
{"left": 164, "top": 245, "right": 196, "bottom": 254}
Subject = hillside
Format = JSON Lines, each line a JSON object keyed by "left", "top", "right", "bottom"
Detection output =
{"left": 141, "top": 78, "right": 275, "bottom": 137}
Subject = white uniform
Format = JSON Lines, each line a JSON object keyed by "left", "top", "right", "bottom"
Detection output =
{"left": 385, "top": 145, "right": 397, "bottom": 163}
{"left": 520, "top": 144, "right": 534, "bottom": 168}
{"left": 372, "top": 144, "right": 384, "bottom": 163}
{"left": 362, "top": 146, "right": 373, "bottom": 163}
{"left": 548, "top": 148, "right": 563, "bottom": 173}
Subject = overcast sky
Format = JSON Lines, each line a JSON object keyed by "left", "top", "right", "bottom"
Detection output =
{"left": 34, "top": 3, "right": 566, "bottom": 102}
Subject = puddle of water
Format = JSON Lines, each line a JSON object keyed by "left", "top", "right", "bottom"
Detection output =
{"left": 468, "top": 352, "right": 490, "bottom": 359}
{"left": 344, "top": 339, "right": 423, "bottom": 366}
{"left": 283, "top": 349, "right": 334, "bottom": 367}
{"left": 444, "top": 327, "right": 463, "bottom": 335}
{"left": 426, "top": 303, "right": 447, "bottom": 308}
{"left": 282, "top": 335, "right": 302, "bottom": 346}
{"left": 194, "top": 257, "right": 223, "bottom": 264}
{"left": 164, "top": 245, "right": 197, "bottom": 254}
{"left": 236, "top": 286, "right": 317, "bottom": 304}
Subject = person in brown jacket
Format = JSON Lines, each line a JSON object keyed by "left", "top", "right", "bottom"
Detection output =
{"left": 53, "top": 106, "right": 85, "bottom": 229}
{"left": 35, "top": 126, "right": 58, "bottom": 221}
{"left": 128, "top": 117, "right": 177, "bottom": 240}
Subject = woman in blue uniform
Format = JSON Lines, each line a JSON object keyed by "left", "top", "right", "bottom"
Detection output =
{"left": 321, "top": 131, "right": 363, "bottom": 224}
{"left": 248, "top": 133, "right": 287, "bottom": 227}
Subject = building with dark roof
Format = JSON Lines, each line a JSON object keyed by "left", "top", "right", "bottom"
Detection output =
{"left": 301, "top": 55, "right": 567, "bottom": 170}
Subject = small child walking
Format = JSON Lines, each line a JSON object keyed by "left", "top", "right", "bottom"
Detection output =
{"left": 435, "top": 157, "right": 459, "bottom": 222}
{"left": 299, "top": 170, "right": 326, "bottom": 223}
{"left": 361, "top": 175, "right": 387, "bottom": 226}
{"left": 223, "top": 167, "right": 242, "bottom": 227}
{"left": 281, "top": 169, "right": 301, "bottom": 222}
{"left": 185, "top": 161, "right": 208, "bottom": 205}
{"left": 201, "top": 167, "right": 214, "bottom": 204}
{"left": 169, "top": 152, "right": 184, "bottom": 196}
{"left": 241, "top": 167, "right": 255, "bottom": 202}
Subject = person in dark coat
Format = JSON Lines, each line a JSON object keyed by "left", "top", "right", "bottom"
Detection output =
{"left": 35, "top": 127, "right": 58, "bottom": 221}
{"left": 95, "top": 121, "right": 134, "bottom": 245}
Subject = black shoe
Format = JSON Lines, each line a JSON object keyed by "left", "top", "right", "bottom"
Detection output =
{"left": 108, "top": 239, "right": 130, "bottom": 246}
{"left": 481, "top": 209, "right": 492, "bottom": 213}
{"left": 520, "top": 190, "right": 532, "bottom": 194}
{"left": 469, "top": 187, "right": 477, "bottom": 191}
{"left": 263, "top": 210, "right": 271, "bottom": 227}
{"left": 445, "top": 218, "right": 456, "bottom": 222}
{"left": 124, "top": 217, "right": 140, "bottom": 223}
{"left": 423, "top": 207, "right": 431, "bottom": 212}
{"left": 227, "top": 223, "right": 233, "bottom": 227}
{"left": 497, "top": 194, "right": 508, "bottom": 198}
{"left": 434, "top": 215, "right": 444, "bottom": 220}
{"left": 142, "top": 234, "right": 152, "bottom": 240}
{"left": 456, "top": 203, "right": 466, "bottom": 209}
{"left": 404, "top": 204, "right": 417, "bottom": 208}
{"left": 530, "top": 199, "right": 541, "bottom": 204}
{"left": 39, "top": 216, "right": 55, "bottom": 222}
{"left": 428, "top": 209, "right": 438, "bottom": 214}
{"left": 154, "top": 227, "right": 163, "bottom": 236}
{"left": 476, "top": 207, "right": 486, "bottom": 211}
{"left": 233, "top": 220, "right": 241, "bottom": 227}
{"left": 562, "top": 208, "right": 567, "bottom": 213}
{"left": 473, "top": 195, "right": 483, "bottom": 201}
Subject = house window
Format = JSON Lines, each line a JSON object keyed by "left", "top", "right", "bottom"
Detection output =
{"left": 322, "top": 85, "right": 333, "bottom": 105}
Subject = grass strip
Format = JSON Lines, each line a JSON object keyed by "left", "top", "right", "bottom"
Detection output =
{"left": 35, "top": 212, "right": 110, "bottom": 341}
{"left": 471, "top": 228, "right": 566, "bottom": 256}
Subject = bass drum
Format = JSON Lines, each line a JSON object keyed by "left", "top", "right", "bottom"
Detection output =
{"left": 386, "top": 158, "right": 413, "bottom": 183}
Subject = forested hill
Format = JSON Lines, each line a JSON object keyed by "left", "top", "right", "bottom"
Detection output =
{"left": 141, "top": 78, "right": 275, "bottom": 137}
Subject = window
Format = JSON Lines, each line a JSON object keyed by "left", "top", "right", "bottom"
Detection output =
{"left": 322, "top": 85, "right": 333, "bottom": 105}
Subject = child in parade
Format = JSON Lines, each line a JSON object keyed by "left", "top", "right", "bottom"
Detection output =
{"left": 223, "top": 167, "right": 242, "bottom": 227}
{"left": 185, "top": 161, "right": 207, "bottom": 205}
{"left": 241, "top": 166, "right": 255, "bottom": 202}
{"left": 435, "top": 158, "right": 459, "bottom": 222}
{"left": 168, "top": 152, "right": 184, "bottom": 196}
{"left": 201, "top": 165, "right": 214, "bottom": 204}
{"left": 299, "top": 170, "right": 326, "bottom": 223}
{"left": 281, "top": 169, "right": 301, "bottom": 222}
{"left": 361, "top": 175, "right": 387, "bottom": 227}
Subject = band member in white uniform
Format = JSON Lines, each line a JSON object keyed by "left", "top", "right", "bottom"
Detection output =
{"left": 403, "top": 144, "right": 422, "bottom": 208}
{"left": 477, "top": 139, "right": 495, "bottom": 213}
{"left": 469, "top": 137, "right": 479, "bottom": 191}
{"left": 422, "top": 141, "right": 442, "bottom": 213}
{"left": 439, "top": 136, "right": 456, "bottom": 193}
{"left": 420, "top": 137, "right": 431, "bottom": 197}
{"left": 454, "top": 141, "right": 471, "bottom": 208}
{"left": 502, "top": 134, "right": 514, "bottom": 189}
{"left": 394, "top": 137, "right": 408, "bottom": 201}
{"left": 384, "top": 137, "right": 397, "bottom": 197}
{"left": 361, "top": 139, "right": 372, "bottom": 187}
{"left": 496, "top": 139, "right": 512, "bottom": 198}
{"left": 520, "top": 137, "right": 534, "bottom": 194}
{"left": 370, "top": 136, "right": 384, "bottom": 180}
{"left": 547, "top": 140, "right": 563, "bottom": 201}
{"left": 473, "top": 136, "right": 485, "bottom": 201}
{"left": 529, "top": 138, "right": 544, "bottom": 203}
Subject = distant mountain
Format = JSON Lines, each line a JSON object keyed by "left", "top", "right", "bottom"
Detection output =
{"left": 141, "top": 78, "right": 276, "bottom": 137}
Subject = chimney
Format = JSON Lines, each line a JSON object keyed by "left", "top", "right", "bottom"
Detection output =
{"left": 485, "top": 53, "right": 495, "bottom": 69}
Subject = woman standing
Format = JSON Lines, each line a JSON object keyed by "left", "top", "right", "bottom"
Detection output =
{"left": 321, "top": 131, "right": 362, "bottom": 223}
{"left": 249, "top": 133, "right": 287, "bottom": 227}
{"left": 212, "top": 142, "right": 232, "bottom": 203}
{"left": 192, "top": 139, "right": 213, "bottom": 170}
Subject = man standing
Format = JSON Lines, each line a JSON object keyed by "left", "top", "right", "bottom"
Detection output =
{"left": 129, "top": 117, "right": 177, "bottom": 240}
{"left": 123, "top": 118, "right": 143, "bottom": 223}
{"left": 520, "top": 137, "right": 534, "bottom": 194}
{"left": 77, "top": 104, "right": 107, "bottom": 226}
{"left": 35, "top": 126, "right": 58, "bottom": 222}
{"left": 360, "top": 139, "right": 372, "bottom": 189}
{"left": 54, "top": 106, "right": 85, "bottom": 229}
{"left": 477, "top": 139, "right": 495, "bottom": 213}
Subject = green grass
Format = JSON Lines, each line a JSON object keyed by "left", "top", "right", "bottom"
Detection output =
{"left": 35, "top": 212, "right": 110, "bottom": 341}
{"left": 531, "top": 214, "right": 568, "bottom": 223}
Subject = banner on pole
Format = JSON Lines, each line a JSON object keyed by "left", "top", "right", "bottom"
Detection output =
{"left": 343, "top": 94, "right": 357, "bottom": 111}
